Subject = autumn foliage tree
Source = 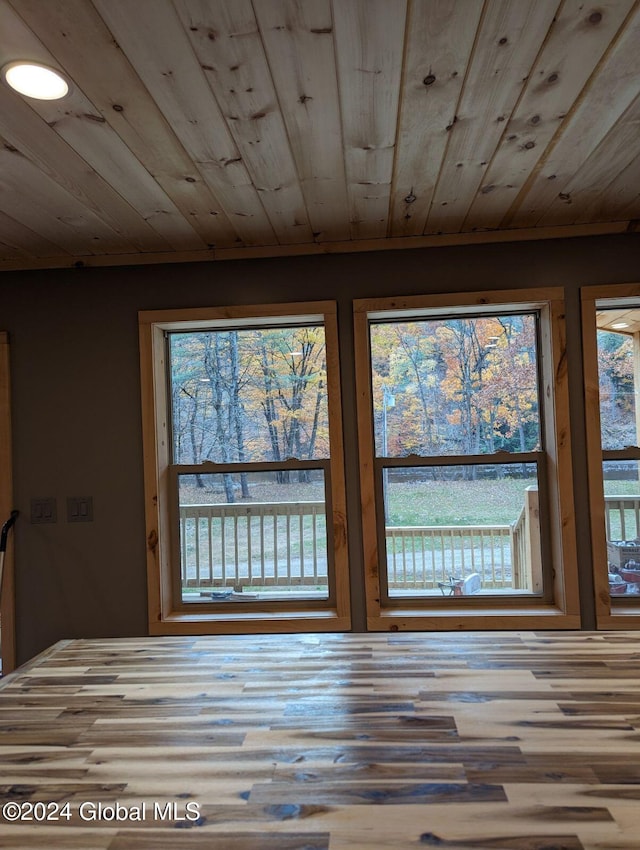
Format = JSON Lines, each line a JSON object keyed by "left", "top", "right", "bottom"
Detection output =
{"left": 170, "top": 317, "right": 635, "bottom": 502}
{"left": 370, "top": 314, "right": 540, "bottom": 462}
{"left": 170, "top": 325, "right": 328, "bottom": 499}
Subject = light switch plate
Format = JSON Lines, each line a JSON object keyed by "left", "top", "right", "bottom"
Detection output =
{"left": 31, "top": 497, "right": 57, "bottom": 524}
{"left": 67, "top": 496, "right": 93, "bottom": 522}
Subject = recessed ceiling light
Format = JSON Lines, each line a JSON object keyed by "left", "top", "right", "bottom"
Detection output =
{"left": 612, "top": 322, "right": 630, "bottom": 329}
{"left": 2, "top": 61, "right": 69, "bottom": 100}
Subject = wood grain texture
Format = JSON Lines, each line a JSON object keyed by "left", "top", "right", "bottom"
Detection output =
{"left": 464, "top": 0, "right": 636, "bottom": 231}
{"left": 1, "top": 632, "right": 640, "bottom": 848}
{"left": 175, "top": 0, "right": 314, "bottom": 245}
{"left": 8, "top": 0, "right": 238, "bottom": 249}
{"left": 424, "top": 0, "right": 559, "bottom": 235}
{"left": 0, "top": 0, "right": 639, "bottom": 268}
{"left": 389, "top": 0, "right": 482, "bottom": 238}
{"left": 254, "top": 0, "right": 350, "bottom": 243}
{"left": 92, "top": 0, "right": 276, "bottom": 249}
{"left": 333, "top": 0, "right": 408, "bottom": 240}
{"left": 507, "top": 2, "right": 640, "bottom": 229}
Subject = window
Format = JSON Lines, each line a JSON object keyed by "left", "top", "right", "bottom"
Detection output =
{"left": 355, "top": 289, "right": 579, "bottom": 629}
{"left": 139, "top": 302, "right": 350, "bottom": 633}
{"left": 582, "top": 285, "right": 640, "bottom": 628}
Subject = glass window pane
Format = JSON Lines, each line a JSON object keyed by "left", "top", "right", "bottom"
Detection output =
{"left": 177, "top": 470, "right": 329, "bottom": 603}
{"left": 603, "top": 459, "right": 640, "bottom": 598}
{"left": 169, "top": 325, "right": 329, "bottom": 463}
{"left": 370, "top": 314, "right": 541, "bottom": 457}
{"left": 596, "top": 321, "right": 638, "bottom": 451}
{"left": 382, "top": 463, "right": 542, "bottom": 597}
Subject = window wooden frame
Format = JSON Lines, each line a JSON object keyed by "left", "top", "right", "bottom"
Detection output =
{"left": 139, "top": 301, "right": 351, "bottom": 635}
{"left": 582, "top": 283, "right": 640, "bottom": 628}
{"left": 354, "top": 288, "right": 580, "bottom": 630}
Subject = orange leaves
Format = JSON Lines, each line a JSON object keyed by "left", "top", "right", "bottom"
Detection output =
{"left": 170, "top": 324, "right": 330, "bottom": 464}
{"left": 370, "top": 313, "right": 540, "bottom": 457}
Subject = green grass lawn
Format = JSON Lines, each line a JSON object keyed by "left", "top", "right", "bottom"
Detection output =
{"left": 386, "top": 478, "right": 538, "bottom": 526}
{"left": 603, "top": 479, "right": 640, "bottom": 496}
{"left": 182, "top": 476, "right": 539, "bottom": 527}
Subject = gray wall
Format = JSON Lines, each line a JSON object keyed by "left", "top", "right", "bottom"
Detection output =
{"left": 1, "top": 234, "right": 639, "bottom": 664}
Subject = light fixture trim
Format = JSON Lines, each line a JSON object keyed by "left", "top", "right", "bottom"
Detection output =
{"left": 2, "top": 61, "right": 70, "bottom": 100}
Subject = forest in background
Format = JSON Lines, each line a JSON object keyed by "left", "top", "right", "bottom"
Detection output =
{"left": 168, "top": 319, "right": 637, "bottom": 503}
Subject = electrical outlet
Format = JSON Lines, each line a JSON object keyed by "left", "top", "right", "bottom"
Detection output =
{"left": 67, "top": 496, "right": 93, "bottom": 522}
{"left": 31, "top": 497, "right": 57, "bottom": 524}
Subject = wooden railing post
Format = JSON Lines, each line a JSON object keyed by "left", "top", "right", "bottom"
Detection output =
{"left": 522, "top": 486, "right": 542, "bottom": 594}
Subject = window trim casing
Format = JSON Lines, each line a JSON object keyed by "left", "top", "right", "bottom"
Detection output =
{"left": 581, "top": 283, "right": 640, "bottom": 629}
{"left": 354, "top": 288, "right": 580, "bottom": 630}
{"left": 139, "top": 301, "right": 351, "bottom": 635}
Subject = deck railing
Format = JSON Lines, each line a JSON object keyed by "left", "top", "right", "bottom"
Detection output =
{"left": 180, "top": 501, "right": 328, "bottom": 590}
{"left": 385, "top": 524, "right": 513, "bottom": 590}
{"left": 179, "top": 500, "right": 534, "bottom": 593}
{"left": 604, "top": 495, "right": 640, "bottom": 541}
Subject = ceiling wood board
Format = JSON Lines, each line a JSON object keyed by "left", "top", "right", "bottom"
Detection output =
{"left": 94, "top": 0, "right": 278, "bottom": 249}
{"left": 254, "top": 0, "right": 350, "bottom": 243}
{"left": 176, "top": 0, "right": 314, "bottom": 245}
{"left": 424, "top": 0, "right": 561, "bottom": 235}
{"left": 390, "top": 0, "right": 482, "bottom": 238}
{"left": 507, "top": 1, "right": 640, "bottom": 228}
{"left": 333, "top": 0, "right": 408, "bottom": 240}
{"left": 540, "top": 89, "right": 640, "bottom": 227}
{"left": 464, "top": 0, "right": 636, "bottom": 231}
{"left": 0, "top": 0, "right": 637, "bottom": 271}
{"left": 9, "top": 0, "right": 239, "bottom": 247}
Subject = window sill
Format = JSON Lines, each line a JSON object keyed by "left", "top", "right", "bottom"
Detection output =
{"left": 368, "top": 605, "right": 581, "bottom": 631}
{"left": 150, "top": 608, "right": 351, "bottom": 635}
{"left": 597, "top": 606, "right": 640, "bottom": 629}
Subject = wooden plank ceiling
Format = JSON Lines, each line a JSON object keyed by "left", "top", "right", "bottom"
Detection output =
{"left": 0, "top": 0, "right": 639, "bottom": 271}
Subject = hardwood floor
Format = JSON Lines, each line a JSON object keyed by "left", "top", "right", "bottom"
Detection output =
{"left": 0, "top": 631, "right": 639, "bottom": 849}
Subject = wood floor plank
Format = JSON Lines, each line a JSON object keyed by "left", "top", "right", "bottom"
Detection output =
{"left": 109, "top": 833, "right": 330, "bottom": 850}
{"left": 1, "top": 631, "right": 639, "bottom": 848}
